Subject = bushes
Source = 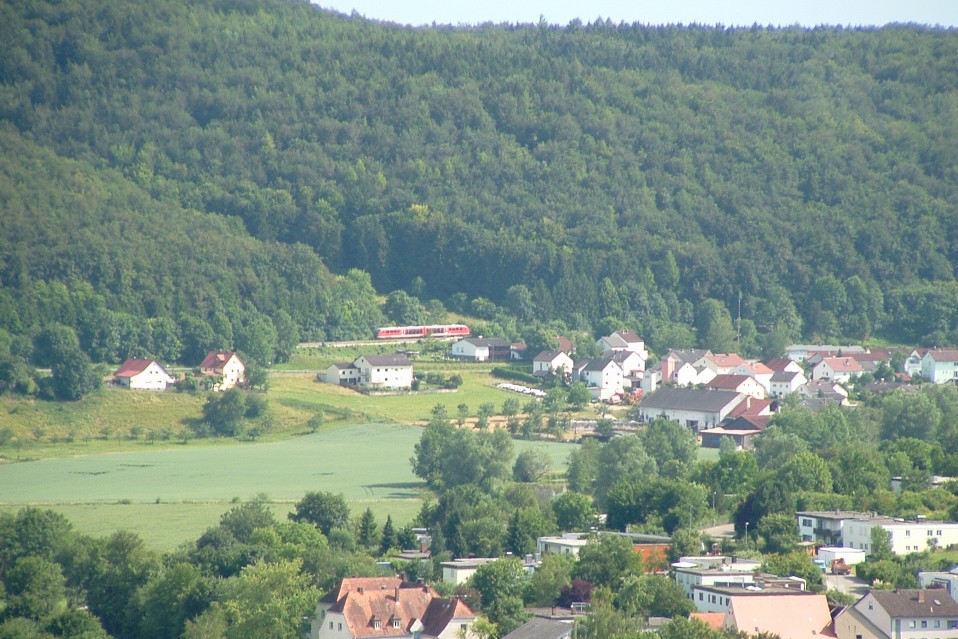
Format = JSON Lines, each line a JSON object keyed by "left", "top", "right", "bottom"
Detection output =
{"left": 491, "top": 367, "right": 539, "bottom": 385}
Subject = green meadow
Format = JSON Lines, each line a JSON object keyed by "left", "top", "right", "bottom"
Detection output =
{"left": 0, "top": 351, "right": 584, "bottom": 551}
{"left": 0, "top": 421, "right": 575, "bottom": 551}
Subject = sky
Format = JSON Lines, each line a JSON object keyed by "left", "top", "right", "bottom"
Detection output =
{"left": 313, "top": 0, "right": 958, "bottom": 28}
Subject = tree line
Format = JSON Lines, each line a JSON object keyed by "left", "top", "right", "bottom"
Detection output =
{"left": 2, "top": 0, "right": 958, "bottom": 387}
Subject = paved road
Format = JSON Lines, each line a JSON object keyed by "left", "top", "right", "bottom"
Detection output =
{"left": 824, "top": 571, "right": 869, "bottom": 597}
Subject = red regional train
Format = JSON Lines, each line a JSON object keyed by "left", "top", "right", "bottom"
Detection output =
{"left": 375, "top": 324, "right": 471, "bottom": 339}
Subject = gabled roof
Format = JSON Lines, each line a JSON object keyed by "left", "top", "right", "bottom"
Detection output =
{"left": 726, "top": 593, "right": 834, "bottom": 639}
{"left": 331, "top": 362, "right": 359, "bottom": 370}
{"left": 689, "top": 612, "right": 725, "bottom": 631}
{"left": 865, "top": 589, "right": 958, "bottom": 618}
{"left": 706, "top": 353, "right": 746, "bottom": 368}
{"left": 358, "top": 354, "right": 412, "bottom": 367}
{"left": 706, "top": 374, "right": 755, "bottom": 391}
{"left": 770, "top": 370, "right": 803, "bottom": 383}
{"left": 818, "top": 357, "right": 863, "bottom": 373}
{"left": 727, "top": 398, "right": 771, "bottom": 418}
{"left": 200, "top": 350, "right": 242, "bottom": 370}
{"left": 766, "top": 357, "right": 800, "bottom": 372}
{"left": 503, "top": 617, "right": 573, "bottom": 639}
{"left": 114, "top": 358, "right": 162, "bottom": 378}
{"left": 462, "top": 337, "right": 510, "bottom": 348}
{"left": 420, "top": 598, "right": 475, "bottom": 636}
{"left": 665, "top": 349, "right": 711, "bottom": 364}
{"left": 556, "top": 336, "right": 574, "bottom": 354}
{"left": 738, "top": 361, "right": 773, "bottom": 375}
{"left": 924, "top": 348, "right": 958, "bottom": 363}
{"left": 639, "top": 388, "right": 745, "bottom": 412}
{"left": 612, "top": 330, "right": 644, "bottom": 345}
{"left": 323, "top": 577, "right": 474, "bottom": 638}
{"left": 603, "top": 350, "right": 641, "bottom": 364}
{"left": 534, "top": 350, "right": 569, "bottom": 363}
{"left": 580, "top": 358, "right": 621, "bottom": 373}
{"left": 720, "top": 415, "right": 769, "bottom": 431}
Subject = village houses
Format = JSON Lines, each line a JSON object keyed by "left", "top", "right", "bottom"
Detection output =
{"left": 199, "top": 350, "right": 246, "bottom": 391}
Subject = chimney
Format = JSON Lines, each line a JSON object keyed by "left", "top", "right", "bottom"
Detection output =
{"left": 918, "top": 590, "right": 926, "bottom": 603}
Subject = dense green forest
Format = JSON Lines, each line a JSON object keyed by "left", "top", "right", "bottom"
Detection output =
{"left": 2, "top": 0, "right": 958, "bottom": 370}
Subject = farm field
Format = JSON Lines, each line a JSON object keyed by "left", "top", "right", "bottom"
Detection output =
{"left": 0, "top": 422, "right": 576, "bottom": 551}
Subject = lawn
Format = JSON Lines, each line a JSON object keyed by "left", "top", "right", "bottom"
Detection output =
{"left": 0, "top": 422, "right": 575, "bottom": 551}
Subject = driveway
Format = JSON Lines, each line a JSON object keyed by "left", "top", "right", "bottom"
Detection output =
{"left": 824, "top": 571, "right": 869, "bottom": 597}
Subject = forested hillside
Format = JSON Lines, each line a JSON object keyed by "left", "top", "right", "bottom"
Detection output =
{"left": 2, "top": 0, "right": 958, "bottom": 365}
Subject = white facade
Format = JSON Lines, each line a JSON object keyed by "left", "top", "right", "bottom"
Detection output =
{"left": 116, "top": 360, "right": 176, "bottom": 390}
{"left": 441, "top": 558, "right": 498, "bottom": 585}
{"left": 533, "top": 351, "right": 574, "bottom": 377}
{"left": 354, "top": 355, "right": 413, "bottom": 389}
{"left": 769, "top": 370, "right": 807, "bottom": 398}
{"left": 578, "top": 359, "right": 624, "bottom": 401}
{"left": 848, "top": 591, "right": 958, "bottom": 639}
{"left": 921, "top": 350, "right": 958, "bottom": 384}
{"left": 843, "top": 519, "right": 958, "bottom": 556}
{"left": 812, "top": 357, "right": 863, "bottom": 382}
{"left": 537, "top": 535, "right": 589, "bottom": 557}
{"left": 674, "top": 566, "right": 759, "bottom": 600}
{"left": 451, "top": 340, "right": 487, "bottom": 360}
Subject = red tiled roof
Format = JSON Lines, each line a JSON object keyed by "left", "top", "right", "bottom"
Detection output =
{"left": 708, "top": 353, "right": 746, "bottom": 368}
{"left": 114, "top": 358, "right": 156, "bottom": 378}
{"left": 200, "top": 350, "right": 241, "bottom": 371}
{"left": 690, "top": 612, "right": 725, "bottom": 630}
{"left": 741, "top": 361, "right": 773, "bottom": 375}
{"left": 820, "top": 357, "right": 863, "bottom": 372}
{"left": 323, "top": 577, "right": 474, "bottom": 638}
{"left": 728, "top": 398, "right": 771, "bottom": 418}
{"left": 765, "top": 358, "right": 798, "bottom": 372}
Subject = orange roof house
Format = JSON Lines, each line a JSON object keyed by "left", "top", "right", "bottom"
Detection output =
{"left": 724, "top": 593, "right": 834, "bottom": 639}
{"left": 199, "top": 350, "right": 245, "bottom": 390}
{"left": 311, "top": 577, "right": 476, "bottom": 639}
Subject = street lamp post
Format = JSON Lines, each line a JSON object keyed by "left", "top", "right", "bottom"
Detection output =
{"left": 744, "top": 521, "right": 749, "bottom": 551}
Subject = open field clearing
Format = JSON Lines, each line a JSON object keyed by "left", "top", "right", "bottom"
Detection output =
{"left": 0, "top": 422, "right": 575, "bottom": 551}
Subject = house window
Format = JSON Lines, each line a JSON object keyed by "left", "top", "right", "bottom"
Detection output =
{"left": 921, "top": 620, "right": 928, "bottom": 628}
{"left": 338, "top": 623, "right": 342, "bottom": 631}
{"left": 908, "top": 621, "right": 916, "bottom": 628}
{"left": 329, "top": 622, "right": 333, "bottom": 630}
{"left": 801, "top": 519, "right": 812, "bottom": 527}
{"left": 928, "top": 530, "right": 934, "bottom": 536}
{"left": 373, "top": 618, "right": 381, "bottom": 630}
{"left": 392, "top": 619, "right": 401, "bottom": 629}
{"left": 906, "top": 530, "right": 911, "bottom": 536}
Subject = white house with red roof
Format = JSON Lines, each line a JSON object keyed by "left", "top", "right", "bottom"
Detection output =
{"left": 312, "top": 577, "right": 476, "bottom": 639}
{"left": 705, "top": 374, "right": 766, "bottom": 399}
{"left": 812, "top": 356, "right": 864, "bottom": 383}
{"left": 199, "top": 350, "right": 246, "bottom": 390}
{"left": 113, "top": 358, "right": 176, "bottom": 390}
{"left": 920, "top": 349, "right": 958, "bottom": 384}
{"left": 766, "top": 358, "right": 804, "bottom": 375}
{"left": 731, "top": 361, "right": 774, "bottom": 393}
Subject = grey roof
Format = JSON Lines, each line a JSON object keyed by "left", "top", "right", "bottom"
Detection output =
{"left": 534, "top": 350, "right": 567, "bottom": 362}
{"left": 331, "top": 363, "right": 358, "bottom": 370}
{"left": 580, "top": 358, "right": 620, "bottom": 373}
{"left": 666, "top": 348, "right": 711, "bottom": 364}
{"left": 503, "top": 618, "right": 573, "bottom": 639}
{"left": 358, "top": 354, "right": 412, "bottom": 367}
{"left": 639, "top": 388, "right": 744, "bottom": 412}
{"left": 866, "top": 589, "right": 958, "bottom": 618}
{"left": 770, "top": 370, "right": 801, "bottom": 382}
{"left": 463, "top": 337, "right": 510, "bottom": 348}
{"left": 604, "top": 350, "right": 639, "bottom": 364}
